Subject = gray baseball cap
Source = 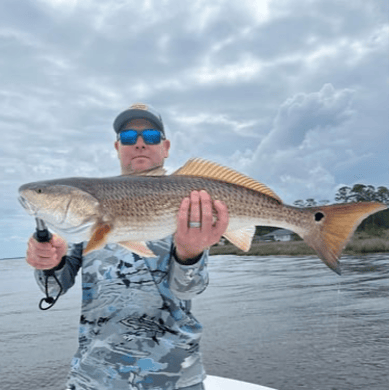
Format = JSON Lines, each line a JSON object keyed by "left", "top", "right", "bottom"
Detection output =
{"left": 113, "top": 103, "right": 165, "bottom": 137}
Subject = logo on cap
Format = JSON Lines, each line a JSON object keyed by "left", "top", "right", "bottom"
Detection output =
{"left": 130, "top": 103, "right": 148, "bottom": 111}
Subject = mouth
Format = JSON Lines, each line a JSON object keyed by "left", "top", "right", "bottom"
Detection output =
{"left": 132, "top": 156, "right": 150, "bottom": 161}
{"left": 18, "top": 195, "right": 37, "bottom": 216}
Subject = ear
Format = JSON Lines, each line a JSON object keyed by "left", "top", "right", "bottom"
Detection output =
{"left": 114, "top": 141, "right": 120, "bottom": 158}
{"left": 163, "top": 140, "right": 170, "bottom": 158}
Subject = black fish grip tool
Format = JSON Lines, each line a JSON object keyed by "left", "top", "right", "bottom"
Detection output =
{"left": 34, "top": 218, "right": 63, "bottom": 310}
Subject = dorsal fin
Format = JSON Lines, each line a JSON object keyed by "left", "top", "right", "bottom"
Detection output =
{"left": 173, "top": 158, "right": 282, "bottom": 203}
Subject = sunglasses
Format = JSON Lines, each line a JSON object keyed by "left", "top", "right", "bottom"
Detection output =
{"left": 118, "top": 129, "right": 165, "bottom": 145}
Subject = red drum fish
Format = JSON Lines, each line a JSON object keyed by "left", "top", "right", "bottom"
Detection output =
{"left": 18, "top": 158, "right": 387, "bottom": 274}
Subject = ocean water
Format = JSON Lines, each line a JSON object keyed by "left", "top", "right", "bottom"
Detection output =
{"left": 0, "top": 253, "right": 388, "bottom": 390}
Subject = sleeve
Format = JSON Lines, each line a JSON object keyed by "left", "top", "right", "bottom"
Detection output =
{"left": 168, "top": 247, "right": 209, "bottom": 301}
{"left": 34, "top": 242, "right": 83, "bottom": 298}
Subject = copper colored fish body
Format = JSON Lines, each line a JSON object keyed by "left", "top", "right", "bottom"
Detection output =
{"left": 18, "top": 158, "right": 387, "bottom": 274}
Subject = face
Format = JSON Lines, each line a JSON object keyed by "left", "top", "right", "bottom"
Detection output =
{"left": 114, "top": 118, "right": 170, "bottom": 174}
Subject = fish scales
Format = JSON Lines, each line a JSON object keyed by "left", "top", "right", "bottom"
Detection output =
{"left": 89, "top": 175, "right": 284, "bottom": 229}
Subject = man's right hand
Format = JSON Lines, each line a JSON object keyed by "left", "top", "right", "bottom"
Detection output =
{"left": 26, "top": 234, "right": 67, "bottom": 270}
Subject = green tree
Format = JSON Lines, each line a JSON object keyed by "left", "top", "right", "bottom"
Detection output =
{"left": 335, "top": 186, "right": 351, "bottom": 203}
{"left": 349, "top": 184, "right": 376, "bottom": 202}
{"left": 335, "top": 184, "right": 389, "bottom": 204}
{"left": 305, "top": 198, "right": 317, "bottom": 207}
{"left": 375, "top": 186, "right": 389, "bottom": 204}
{"left": 293, "top": 200, "right": 305, "bottom": 208}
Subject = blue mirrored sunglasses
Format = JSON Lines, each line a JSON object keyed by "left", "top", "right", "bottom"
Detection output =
{"left": 118, "top": 129, "right": 165, "bottom": 145}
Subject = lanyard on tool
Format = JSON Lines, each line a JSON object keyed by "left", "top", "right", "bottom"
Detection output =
{"left": 34, "top": 218, "right": 63, "bottom": 310}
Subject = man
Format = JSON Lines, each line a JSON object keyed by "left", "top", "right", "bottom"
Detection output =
{"left": 26, "top": 103, "right": 229, "bottom": 390}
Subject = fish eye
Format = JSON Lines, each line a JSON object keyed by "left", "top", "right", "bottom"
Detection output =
{"left": 314, "top": 212, "right": 324, "bottom": 222}
{"left": 36, "top": 188, "right": 42, "bottom": 194}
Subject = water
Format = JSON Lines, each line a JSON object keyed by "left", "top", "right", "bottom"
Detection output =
{"left": 0, "top": 254, "right": 388, "bottom": 390}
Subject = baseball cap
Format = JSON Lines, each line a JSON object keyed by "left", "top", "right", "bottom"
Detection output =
{"left": 113, "top": 103, "right": 165, "bottom": 137}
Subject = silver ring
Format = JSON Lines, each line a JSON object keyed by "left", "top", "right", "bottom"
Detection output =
{"left": 189, "top": 221, "right": 201, "bottom": 228}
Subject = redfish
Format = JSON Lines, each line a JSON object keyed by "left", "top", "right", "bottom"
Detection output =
{"left": 18, "top": 158, "right": 387, "bottom": 274}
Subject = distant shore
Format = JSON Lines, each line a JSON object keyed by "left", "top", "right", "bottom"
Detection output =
{"left": 0, "top": 256, "right": 25, "bottom": 261}
{"left": 2, "top": 230, "right": 388, "bottom": 261}
{"left": 210, "top": 229, "right": 389, "bottom": 257}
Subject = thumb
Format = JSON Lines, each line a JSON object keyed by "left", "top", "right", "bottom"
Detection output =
{"left": 51, "top": 234, "right": 67, "bottom": 255}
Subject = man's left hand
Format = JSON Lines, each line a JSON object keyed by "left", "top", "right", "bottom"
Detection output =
{"left": 174, "top": 190, "right": 229, "bottom": 262}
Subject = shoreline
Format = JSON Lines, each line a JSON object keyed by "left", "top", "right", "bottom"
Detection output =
{"left": 210, "top": 230, "right": 389, "bottom": 257}
{"left": 0, "top": 256, "right": 25, "bottom": 261}
{"left": 2, "top": 232, "right": 388, "bottom": 260}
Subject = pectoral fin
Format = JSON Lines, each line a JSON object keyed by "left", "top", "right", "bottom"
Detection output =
{"left": 84, "top": 223, "right": 111, "bottom": 254}
{"left": 223, "top": 226, "right": 256, "bottom": 252}
{"left": 118, "top": 241, "right": 157, "bottom": 258}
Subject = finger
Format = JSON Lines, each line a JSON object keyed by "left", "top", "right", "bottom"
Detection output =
{"left": 51, "top": 234, "right": 62, "bottom": 247}
{"left": 177, "top": 197, "right": 190, "bottom": 234}
{"left": 32, "top": 257, "right": 59, "bottom": 270}
{"left": 189, "top": 191, "right": 201, "bottom": 225}
{"left": 29, "top": 237, "right": 54, "bottom": 251}
{"left": 28, "top": 240, "right": 56, "bottom": 257}
{"left": 213, "top": 200, "right": 229, "bottom": 234}
{"left": 51, "top": 233, "right": 65, "bottom": 245}
{"left": 51, "top": 234, "right": 67, "bottom": 252}
{"left": 199, "top": 190, "right": 213, "bottom": 231}
{"left": 26, "top": 249, "right": 58, "bottom": 269}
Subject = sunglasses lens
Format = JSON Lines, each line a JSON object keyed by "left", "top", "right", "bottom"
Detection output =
{"left": 120, "top": 130, "right": 138, "bottom": 145}
{"left": 142, "top": 129, "right": 162, "bottom": 144}
{"left": 119, "top": 129, "right": 163, "bottom": 145}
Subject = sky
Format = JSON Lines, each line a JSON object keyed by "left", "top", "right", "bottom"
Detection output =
{"left": 1, "top": 0, "right": 388, "bottom": 258}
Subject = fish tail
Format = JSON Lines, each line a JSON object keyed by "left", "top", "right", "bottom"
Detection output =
{"left": 303, "top": 202, "right": 387, "bottom": 274}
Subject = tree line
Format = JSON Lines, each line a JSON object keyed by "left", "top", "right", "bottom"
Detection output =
{"left": 294, "top": 184, "right": 389, "bottom": 207}
{"left": 293, "top": 184, "right": 389, "bottom": 232}
{"left": 254, "top": 184, "right": 388, "bottom": 237}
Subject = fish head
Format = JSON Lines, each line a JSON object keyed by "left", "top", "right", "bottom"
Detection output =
{"left": 18, "top": 179, "right": 99, "bottom": 239}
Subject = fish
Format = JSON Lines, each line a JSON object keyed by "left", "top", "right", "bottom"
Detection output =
{"left": 18, "top": 158, "right": 387, "bottom": 274}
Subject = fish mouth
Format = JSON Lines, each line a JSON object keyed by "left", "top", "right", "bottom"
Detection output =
{"left": 18, "top": 195, "right": 37, "bottom": 216}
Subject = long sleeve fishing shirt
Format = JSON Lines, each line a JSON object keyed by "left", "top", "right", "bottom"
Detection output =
{"left": 34, "top": 236, "right": 209, "bottom": 390}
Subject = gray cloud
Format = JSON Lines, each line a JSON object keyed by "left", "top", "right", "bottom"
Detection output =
{"left": 230, "top": 83, "right": 379, "bottom": 202}
{"left": 0, "top": 0, "right": 388, "bottom": 256}
{"left": 260, "top": 84, "right": 355, "bottom": 152}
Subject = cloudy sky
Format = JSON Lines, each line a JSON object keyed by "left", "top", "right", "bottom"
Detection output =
{"left": 1, "top": 0, "right": 388, "bottom": 258}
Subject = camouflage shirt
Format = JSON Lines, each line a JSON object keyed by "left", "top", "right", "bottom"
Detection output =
{"left": 35, "top": 236, "right": 209, "bottom": 390}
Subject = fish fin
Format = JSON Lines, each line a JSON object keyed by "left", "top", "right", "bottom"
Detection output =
{"left": 303, "top": 202, "right": 388, "bottom": 275}
{"left": 223, "top": 226, "right": 256, "bottom": 252}
{"left": 84, "top": 223, "right": 111, "bottom": 254}
{"left": 129, "top": 165, "right": 166, "bottom": 176}
{"left": 173, "top": 158, "right": 282, "bottom": 203}
{"left": 118, "top": 241, "right": 157, "bottom": 258}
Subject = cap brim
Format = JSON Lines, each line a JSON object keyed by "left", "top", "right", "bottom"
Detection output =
{"left": 113, "top": 109, "right": 165, "bottom": 134}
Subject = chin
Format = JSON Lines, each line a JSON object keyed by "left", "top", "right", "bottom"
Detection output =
{"left": 131, "top": 159, "right": 153, "bottom": 171}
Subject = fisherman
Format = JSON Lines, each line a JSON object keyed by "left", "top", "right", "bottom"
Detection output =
{"left": 25, "top": 103, "right": 229, "bottom": 390}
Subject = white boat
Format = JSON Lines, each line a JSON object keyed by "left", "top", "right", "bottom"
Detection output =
{"left": 205, "top": 375, "right": 276, "bottom": 390}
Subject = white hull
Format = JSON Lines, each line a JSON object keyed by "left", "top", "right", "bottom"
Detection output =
{"left": 205, "top": 375, "right": 276, "bottom": 390}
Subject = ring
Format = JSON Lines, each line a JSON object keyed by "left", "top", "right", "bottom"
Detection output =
{"left": 189, "top": 221, "right": 201, "bottom": 228}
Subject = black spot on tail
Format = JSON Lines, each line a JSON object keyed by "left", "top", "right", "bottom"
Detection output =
{"left": 315, "top": 212, "right": 325, "bottom": 222}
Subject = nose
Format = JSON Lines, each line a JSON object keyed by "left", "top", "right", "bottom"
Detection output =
{"left": 135, "top": 136, "right": 146, "bottom": 149}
